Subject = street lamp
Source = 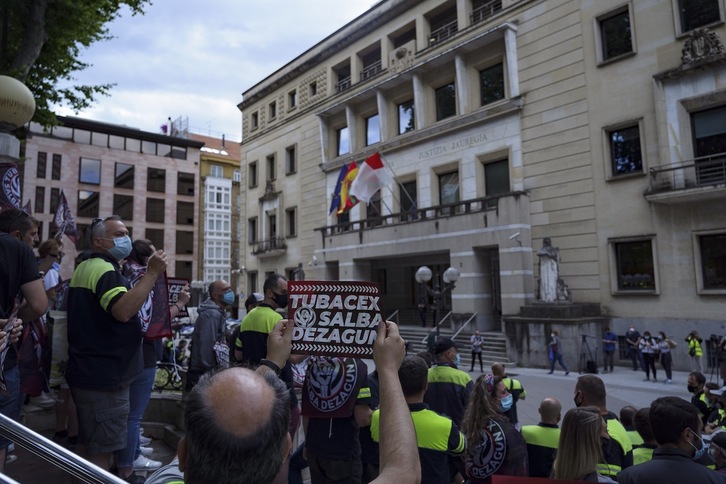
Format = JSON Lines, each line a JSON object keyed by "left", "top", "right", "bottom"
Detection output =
{"left": 415, "top": 265, "right": 460, "bottom": 340}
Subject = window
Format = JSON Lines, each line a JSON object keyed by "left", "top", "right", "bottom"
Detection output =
{"left": 177, "top": 201, "right": 195, "bottom": 225}
{"left": 92, "top": 132, "right": 108, "bottom": 148}
{"left": 251, "top": 112, "right": 259, "bottom": 130}
{"left": 337, "top": 211, "right": 350, "bottom": 230}
{"left": 692, "top": 106, "right": 726, "bottom": 186}
{"left": 142, "top": 140, "right": 157, "bottom": 155}
{"left": 337, "top": 126, "right": 350, "bottom": 156}
{"left": 479, "top": 63, "right": 505, "bottom": 106}
{"left": 435, "top": 82, "right": 456, "bottom": 121}
{"left": 309, "top": 81, "right": 318, "bottom": 96}
{"left": 113, "top": 194, "right": 134, "bottom": 220}
{"left": 233, "top": 169, "right": 241, "bottom": 182}
{"left": 147, "top": 167, "right": 166, "bottom": 192}
{"left": 699, "top": 233, "right": 726, "bottom": 290}
{"left": 146, "top": 198, "right": 165, "bottom": 223}
{"left": 115, "top": 163, "right": 134, "bottom": 188}
{"left": 286, "top": 207, "right": 297, "bottom": 237}
{"left": 398, "top": 100, "right": 415, "bottom": 134}
{"left": 175, "top": 261, "right": 193, "bottom": 280}
{"left": 74, "top": 129, "right": 91, "bottom": 144}
{"left": 249, "top": 162, "right": 258, "bottom": 188}
{"left": 247, "top": 272, "right": 258, "bottom": 294}
{"left": 288, "top": 90, "right": 297, "bottom": 109}
{"left": 50, "top": 188, "right": 59, "bottom": 214}
{"left": 614, "top": 239, "right": 656, "bottom": 292}
{"left": 608, "top": 125, "right": 643, "bottom": 176}
{"left": 210, "top": 164, "right": 223, "bottom": 178}
{"left": 248, "top": 217, "right": 258, "bottom": 244}
{"left": 286, "top": 145, "right": 297, "bottom": 174}
{"left": 35, "top": 187, "right": 45, "bottom": 214}
{"left": 678, "top": 0, "right": 722, "bottom": 33}
{"left": 598, "top": 8, "right": 633, "bottom": 61}
{"left": 79, "top": 158, "right": 101, "bottom": 184}
{"left": 400, "top": 180, "right": 417, "bottom": 215}
{"left": 439, "top": 171, "right": 460, "bottom": 205}
{"left": 177, "top": 172, "right": 195, "bottom": 196}
{"left": 176, "top": 231, "right": 194, "bottom": 254}
{"left": 266, "top": 154, "right": 276, "bottom": 181}
{"left": 36, "top": 152, "right": 47, "bottom": 179}
{"left": 269, "top": 101, "right": 277, "bottom": 119}
{"left": 126, "top": 138, "right": 141, "bottom": 152}
{"left": 77, "top": 190, "right": 99, "bottom": 218}
{"left": 365, "top": 114, "right": 381, "bottom": 146}
{"left": 51, "top": 154, "right": 61, "bottom": 180}
{"left": 366, "top": 191, "right": 383, "bottom": 226}
{"left": 484, "top": 160, "right": 510, "bottom": 196}
{"left": 206, "top": 213, "right": 231, "bottom": 236}
{"left": 146, "top": 228, "right": 164, "bottom": 250}
{"left": 206, "top": 186, "right": 231, "bottom": 210}
{"left": 109, "top": 135, "right": 125, "bottom": 149}
{"left": 268, "top": 213, "right": 277, "bottom": 238}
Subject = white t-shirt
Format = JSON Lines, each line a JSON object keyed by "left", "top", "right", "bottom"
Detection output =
{"left": 43, "top": 266, "right": 60, "bottom": 311}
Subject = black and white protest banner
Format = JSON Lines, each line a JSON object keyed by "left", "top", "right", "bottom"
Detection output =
{"left": 167, "top": 278, "right": 190, "bottom": 318}
{"left": 289, "top": 281, "right": 383, "bottom": 357}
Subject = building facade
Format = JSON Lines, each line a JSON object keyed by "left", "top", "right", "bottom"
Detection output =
{"left": 238, "top": 0, "right": 726, "bottom": 360}
{"left": 22, "top": 116, "right": 204, "bottom": 281}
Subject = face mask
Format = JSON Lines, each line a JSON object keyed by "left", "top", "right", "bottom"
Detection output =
{"left": 273, "top": 291, "right": 288, "bottom": 309}
{"left": 551, "top": 333, "right": 555, "bottom": 338}
{"left": 107, "top": 235, "right": 132, "bottom": 261}
{"left": 644, "top": 335, "right": 651, "bottom": 340}
{"left": 574, "top": 392, "right": 582, "bottom": 407}
{"left": 454, "top": 353, "right": 461, "bottom": 367}
{"left": 500, "top": 394, "right": 513, "bottom": 412}
{"left": 688, "top": 429, "right": 707, "bottom": 460}
{"left": 222, "top": 291, "right": 235, "bottom": 305}
{"left": 688, "top": 385, "right": 698, "bottom": 393}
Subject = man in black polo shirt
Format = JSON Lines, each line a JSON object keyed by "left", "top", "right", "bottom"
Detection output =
{"left": 521, "top": 397, "right": 561, "bottom": 478}
{"left": 67, "top": 216, "right": 167, "bottom": 471}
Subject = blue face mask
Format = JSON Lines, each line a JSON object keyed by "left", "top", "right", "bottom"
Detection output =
{"left": 107, "top": 235, "right": 132, "bottom": 261}
{"left": 500, "top": 394, "right": 514, "bottom": 412}
{"left": 222, "top": 291, "right": 235, "bottom": 305}
{"left": 689, "top": 429, "right": 707, "bottom": 460}
{"left": 454, "top": 353, "right": 461, "bottom": 367}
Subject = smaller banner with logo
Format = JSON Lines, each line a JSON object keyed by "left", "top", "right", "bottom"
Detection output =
{"left": 167, "top": 278, "right": 190, "bottom": 318}
{"left": 288, "top": 281, "right": 384, "bottom": 358}
{"left": 0, "top": 162, "right": 21, "bottom": 210}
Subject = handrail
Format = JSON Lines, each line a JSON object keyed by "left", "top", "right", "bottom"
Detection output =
{"left": 0, "top": 473, "right": 19, "bottom": 484}
{"left": 647, "top": 152, "right": 726, "bottom": 194}
{"left": 419, "top": 310, "right": 453, "bottom": 344}
{"left": 452, "top": 312, "right": 478, "bottom": 340}
{"left": 0, "top": 413, "right": 125, "bottom": 483}
{"left": 386, "top": 309, "right": 399, "bottom": 325}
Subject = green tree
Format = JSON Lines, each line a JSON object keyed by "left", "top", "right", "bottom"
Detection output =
{"left": 0, "top": 0, "right": 150, "bottom": 126}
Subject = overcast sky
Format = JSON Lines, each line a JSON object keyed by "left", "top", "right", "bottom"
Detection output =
{"left": 54, "top": 0, "right": 376, "bottom": 141}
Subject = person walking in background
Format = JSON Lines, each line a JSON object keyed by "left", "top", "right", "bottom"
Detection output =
{"left": 551, "top": 406, "right": 616, "bottom": 482}
{"left": 686, "top": 331, "right": 704, "bottom": 373}
{"left": 657, "top": 331, "right": 676, "bottom": 384}
{"left": 470, "top": 331, "right": 484, "bottom": 372}
{"left": 547, "top": 330, "right": 569, "bottom": 375}
{"left": 639, "top": 331, "right": 658, "bottom": 382}
{"left": 602, "top": 327, "right": 617, "bottom": 374}
{"left": 521, "top": 397, "right": 561, "bottom": 478}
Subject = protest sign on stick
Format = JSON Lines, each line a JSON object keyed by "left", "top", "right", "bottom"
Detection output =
{"left": 289, "top": 281, "right": 383, "bottom": 358}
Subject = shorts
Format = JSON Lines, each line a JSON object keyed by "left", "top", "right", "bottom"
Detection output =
{"left": 70, "top": 385, "right": 130, "bottom": 455}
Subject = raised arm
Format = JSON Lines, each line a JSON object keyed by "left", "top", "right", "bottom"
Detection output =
{"left": 110, "top": 251, "right": 167, "bottom": 322}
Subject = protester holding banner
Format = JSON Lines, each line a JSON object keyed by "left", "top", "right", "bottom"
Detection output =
{"left": 66, "top": 216, "right": 167, "bottom": 474}
{"left": 117, "top": 239, "right": 189, "bottom": 481}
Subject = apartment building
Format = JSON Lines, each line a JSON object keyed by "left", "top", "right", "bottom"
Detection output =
{"left": 238, "top": 0, "right": 726, "bottom": 343}
{"left": 22, "top": 116, "right": 204, "bottom": 281}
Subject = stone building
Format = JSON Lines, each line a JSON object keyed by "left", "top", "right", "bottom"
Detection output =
{"left": 238, "top": 0, "right": 726, "bottom": 367}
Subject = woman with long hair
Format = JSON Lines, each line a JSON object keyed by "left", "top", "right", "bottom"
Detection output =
{"left": 461, "top": 373, "right": 528, "bottom": 482}
{"left": 552, "top": 407, "right": 615, "bottom": 482}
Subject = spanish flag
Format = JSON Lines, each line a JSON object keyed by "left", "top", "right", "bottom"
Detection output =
{"left": 338, "top": 162, "right": 359, "bottom": 214}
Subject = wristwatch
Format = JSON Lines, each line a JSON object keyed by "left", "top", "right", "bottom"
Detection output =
{"left": 259, "top": 358, "right": 281, "bottom": 375}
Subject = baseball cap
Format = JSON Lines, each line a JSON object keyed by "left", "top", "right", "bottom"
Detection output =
{"left": 244, "top": 292, "right": 264, "bottom": 308}
{"left": 434, "top": 337, "right": 457, "bottom": 355}
{"left": 711, "top": 386, "right": 726, "bottom": 396}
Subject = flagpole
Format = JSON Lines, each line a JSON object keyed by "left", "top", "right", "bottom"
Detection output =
{"left": 378, "top": 152, "right": 417, "bottom": 216}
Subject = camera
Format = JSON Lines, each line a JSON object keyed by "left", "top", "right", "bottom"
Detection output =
{"left": 711, "top": 334, "right": 725, "bottom": 345}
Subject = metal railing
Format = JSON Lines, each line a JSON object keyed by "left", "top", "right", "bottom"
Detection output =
{"left": 335, "top": 76, "right": 352, "bottom": 93}
{"left": 419, "top": 310, "right": 453, "bottom": 344}
{"left": 386, "top": 309, "right": 399, "bottom": 325}
{"left": 647, "top": 153, "right": 726, "bottom": 194}
{"left": 252, "top": 236, "right": 287, "bottom": 255}
{"left": 0, "top": 413, "right": 125, "bottom": 483}
{"left": 360, "top": 60, "right": 383, "bottom": 82}
{"left": 428, "top": 19, "right": 458, "bottom": 45}
{"left": 470, "top": 0, "right": 503, "bottom": 25}
{"left": 452, "top": 312, "right": 478, "bottom": 340}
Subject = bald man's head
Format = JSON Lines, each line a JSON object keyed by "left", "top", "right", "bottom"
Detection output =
{"left": 539, "top": 397, "right": 562, "bottom": 425}
{"left": 491, "top": 363, "right": 505, "bottom": 377}
{"left": 180, "top": 367, "right": 290, "bottom": 484}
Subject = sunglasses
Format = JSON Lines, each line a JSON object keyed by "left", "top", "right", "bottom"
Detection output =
{"left": 49, "top": 252, "right": 65, "bottom": 259}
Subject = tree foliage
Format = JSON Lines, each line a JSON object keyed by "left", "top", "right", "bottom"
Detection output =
{"left": 0, "top": 0, "right": 150, "bottom": 126}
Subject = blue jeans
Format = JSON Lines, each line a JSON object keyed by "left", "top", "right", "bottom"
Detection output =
{"left": 0, "top": 366, "right": 20, "bottom": 449}
{"left": 550, "top": 354, "right": 568, "bottom": 372}
{"left": 115, "top": 367, "right": 155, "bottom": 467}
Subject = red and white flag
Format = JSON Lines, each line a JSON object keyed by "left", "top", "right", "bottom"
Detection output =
{"left": 53, "top": 190, "right": 79, "bottom": 244}
{"left": 349, "top": 152, "right": 394, "bottom": 204}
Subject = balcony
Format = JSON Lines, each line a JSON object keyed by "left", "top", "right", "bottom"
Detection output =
{"left": 645, "top": 153, "right": 726, "bottom": 204}
{"left": 335, "top": 76, "right": 352, "bottom": 93}
{"left": 252, "top": 236, "right": 287, "bottom": 257}
{"left": 470, "top": 0, "right": 503, "bottom": 26}
{"left": 428, "top": 19, "right": 458, "bottom": 46}
{"left": 360, "top": 60, "right": 383, "bottom": 82}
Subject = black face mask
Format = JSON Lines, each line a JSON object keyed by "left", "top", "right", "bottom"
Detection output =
{"left": 273, "top": 291, "right": 288, "bottom": 309}
{"left": 574, "top": 392, "right": 582, "bottom": 408}
{"left": 688, "top": 385, "right": 698, "bottom": 393}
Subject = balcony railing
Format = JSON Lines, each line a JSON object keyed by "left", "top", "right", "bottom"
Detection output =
{"left": 470, "top": 0, "right": 503, "bottom": 25}
{"left": 252, "top": 236, "right": 287, "bottom": 255}
{"left": 360, "top": 60, "right": 383, "bottom": 82}
{"left": 335, "top": 76, "right": 352, "bottom": 93}
{"left": 428, "top": 19, "right": 458, "bottom": 46}
{"left": 317, "top": 192, "right": 521, "bottom": 238}
{"left": 647, "top": 153, "right": 726, "bottom": 195}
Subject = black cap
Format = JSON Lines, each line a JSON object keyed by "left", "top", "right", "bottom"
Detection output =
{"left": 434, "top": 337, "right": 457, "bottom": 355}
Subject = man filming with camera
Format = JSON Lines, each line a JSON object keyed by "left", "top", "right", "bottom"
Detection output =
{"left": 686, "top": 331, "right": 704, "bottom": 373}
